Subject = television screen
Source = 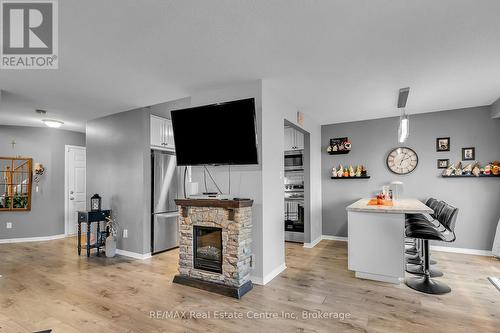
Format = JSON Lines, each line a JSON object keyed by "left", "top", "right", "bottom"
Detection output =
{"left": 171, "top": 98, "right": 258, "bottom": 166}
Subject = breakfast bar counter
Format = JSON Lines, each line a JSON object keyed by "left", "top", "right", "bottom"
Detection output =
{"left": 346, "top": 198, "right": 432, "bottom": 284}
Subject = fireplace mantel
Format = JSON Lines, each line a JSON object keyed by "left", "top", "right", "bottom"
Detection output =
{"left": 174, "top": 198, "right": 253, "bottom": 209}
{"left": 173, "top": 198, "right": 253, "bottom": 299}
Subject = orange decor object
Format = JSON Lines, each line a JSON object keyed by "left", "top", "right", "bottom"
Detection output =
{"left": 367, "top": 198, "right": 393, "bottom": 206}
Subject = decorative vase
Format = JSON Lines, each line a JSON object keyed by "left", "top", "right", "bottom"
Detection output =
{"left": 105, "top": 235, "right": 117, "bottom": 258}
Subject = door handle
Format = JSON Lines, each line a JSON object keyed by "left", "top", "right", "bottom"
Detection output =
{"left": 155, "top": 212, "right": 180, "bottom": 218}
{"left": 70, "top": 190, "right": 74, "bottom": 194}
{"left": 70, "top": 197, "right": 75, "bottom": 200}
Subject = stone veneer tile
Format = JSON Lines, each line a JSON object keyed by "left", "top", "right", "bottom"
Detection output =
{"left": 176, "top": 205, "right": 253, "bottom": 287}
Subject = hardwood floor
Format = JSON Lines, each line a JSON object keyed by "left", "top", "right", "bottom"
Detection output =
{"left": 0, "top": 237, "right": 498, "bottom": 332}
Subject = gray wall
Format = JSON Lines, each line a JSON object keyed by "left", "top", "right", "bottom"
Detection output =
{"left": 492, "top": 98, "right": 500, "bottom": 118}
{"left": 321, "top": 106, "right": 500, "bottom": 251}
{"left": 0, "top": 126, "right": 85, "bottom": 239}
{"left": 86, "top": 98, "right": 190, "bottom": 255}
{"left": 86, "top": 108, "right": 149, "bottom": 254}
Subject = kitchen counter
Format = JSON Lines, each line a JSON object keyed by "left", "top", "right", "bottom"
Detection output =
{"left": 346, "top": 198, "right": 433, "bottom": 214}
{"left": 347, "top": 198, "right": 432, "bottom": 284}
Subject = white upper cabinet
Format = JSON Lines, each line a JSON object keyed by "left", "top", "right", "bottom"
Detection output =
{"left": 151, "top": 115, "right": 175, "bottom": 150}
{"left": 294, "top": 130, "right": 304, "bottom": 150}
{"left": 284, "top": 127, "right": 295, "bottom": 151}
{"left": 284, "top": 127, "right": 304, "bottom": 151}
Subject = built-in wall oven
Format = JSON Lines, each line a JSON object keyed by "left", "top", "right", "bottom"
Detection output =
{"left": 284, "top": 150, "right": 303, "bottom": 171}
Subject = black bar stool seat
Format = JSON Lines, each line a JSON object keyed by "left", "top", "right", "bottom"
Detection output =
{"left": 404, "top": 204, "right": 458, "bottom": 295}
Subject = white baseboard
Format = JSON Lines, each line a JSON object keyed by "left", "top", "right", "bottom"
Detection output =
{"left": 0, "top": 234, "right": 66, "bottom": 244}
{"left": 115, "top": 249, "right": 152, "bottom": 260}
{"left": 251, "top": 263, "right": 287, "bottom": 286}
{"left": 321, "top": 235, "right": 348, "bottom": 242}
{"left": 303, "top": 236, "right": 322, "bottom": 248}
{"left": 430, "top": 245, "right": 492, "bottom": 257}
{"left": 319, "top": 235, "right": 492, "bottom": 257}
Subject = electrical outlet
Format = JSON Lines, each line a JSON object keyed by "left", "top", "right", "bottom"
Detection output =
{"left": 6, "top": 222, "right": 12, "bottom": 229}
{"left": 123, "top": 229, "right": 128, "bottom": 238}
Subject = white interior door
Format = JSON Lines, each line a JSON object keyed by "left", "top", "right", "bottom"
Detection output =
{"left": 66, "top": 146, "right": 86, "bottom": 235}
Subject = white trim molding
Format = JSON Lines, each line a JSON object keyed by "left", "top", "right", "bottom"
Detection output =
{"left": 322, "top": 235, "right": 348, "bottom": 242}
{"left": 430, "top": 245, "right": 492, "bottom": 257}
{"left": 303, "top": 236, "right": 322, "bottom": 248}
{"left": 320, "top": 235, "right": 492, "bottom": 256}
{"left": 0, "top": 234, "right": 66, "bottom": 244}
{"left": 251, "top": 263, "right": 287, "bottom": 285}
{"left": 115, "top": 249, "right": 152, "bottom": 260}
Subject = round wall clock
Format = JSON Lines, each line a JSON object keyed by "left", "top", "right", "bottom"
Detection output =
{"left": 386, "top": 147, "right": 418, "bottom": 175}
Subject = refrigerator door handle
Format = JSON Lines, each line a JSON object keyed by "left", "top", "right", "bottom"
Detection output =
{"left": 155, "top": 212, "right": 180, "bottom": 219}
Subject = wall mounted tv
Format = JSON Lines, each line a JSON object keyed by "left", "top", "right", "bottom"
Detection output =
{"left": 171, "top": 98, "right": 258, "bottom": 166}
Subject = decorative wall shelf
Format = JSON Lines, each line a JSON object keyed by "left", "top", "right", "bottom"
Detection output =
{"left": 331, "top": 176, "right": 371, "bottom": 180}
{"left": 328, "top": 150, "right": 350, "bottom": 155}
{"left": 441, "top": 174, "right": 500, "bottom": 178}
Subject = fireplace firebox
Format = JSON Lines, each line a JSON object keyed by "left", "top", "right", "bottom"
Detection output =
{"left": 193, "top": 226, "right": 222, "bottom": 273}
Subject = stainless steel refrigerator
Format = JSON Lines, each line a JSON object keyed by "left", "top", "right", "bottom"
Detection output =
{"left": 151, "top": 150, "right": 179, "bottom": 254}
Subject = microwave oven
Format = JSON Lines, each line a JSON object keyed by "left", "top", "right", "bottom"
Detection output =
{"left": 284, "top": 151, "right": 303, "bottom": 171}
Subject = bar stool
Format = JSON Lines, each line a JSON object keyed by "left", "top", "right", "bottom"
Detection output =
{"left": 404, "top": 199, "right": 437, "bottom": 255}
{"left": 405, "top": 200, "right": 449, "bottom": 275}
{"left": 405, "top": 199, "right": 445, "bottom": 266}
{"left": 404, "top": 204, "right": 458, "bottom": 294}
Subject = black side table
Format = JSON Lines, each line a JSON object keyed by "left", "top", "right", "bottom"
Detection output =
{"left": 77, "top": 210, "right": 111, "bottom": 257}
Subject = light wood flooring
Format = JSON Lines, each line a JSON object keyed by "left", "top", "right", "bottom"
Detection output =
{"left": 0, "top": 237, "right": 498, "bottom": 332}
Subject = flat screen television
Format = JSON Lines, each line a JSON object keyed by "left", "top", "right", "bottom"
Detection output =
{"left": 171, "top": 98, "right": 258, "bottom": 166}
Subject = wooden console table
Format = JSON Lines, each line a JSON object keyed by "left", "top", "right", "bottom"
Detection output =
{"left": 77, "top": 210, "right": 111, "bottom": 257}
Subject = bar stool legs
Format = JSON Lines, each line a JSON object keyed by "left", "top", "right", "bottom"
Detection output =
{"left": 405, "top": 240, "right": 451, "bottom": 295}
{"left": 405, "top": 239, "right": 440, "bottom": 274}
{"left": 406, "top": 263, "right": 443, "bottom": 277}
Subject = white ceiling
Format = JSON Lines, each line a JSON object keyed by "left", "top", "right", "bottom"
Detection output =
{"left": 1, "top": 0, "right": 500, "bottom": 132}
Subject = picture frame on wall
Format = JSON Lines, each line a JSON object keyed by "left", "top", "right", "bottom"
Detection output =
{"left": 462, "top": 147, "right": 475, "bottom": 161}
{"left": 437, "top": 159, "right": 449, "bottom": 169}
{"left": 436, "top": 137, "right": 450, "bottom": 151}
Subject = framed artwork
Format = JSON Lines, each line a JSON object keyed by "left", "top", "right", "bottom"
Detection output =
{"left": 436, "top": 137, "right": 450, "bottom": 152}
{"left": 462, "top": 147, "right": 475, "bottom": 161}
{"left": 437, "top": 159, "right": 449, "bottom": 169}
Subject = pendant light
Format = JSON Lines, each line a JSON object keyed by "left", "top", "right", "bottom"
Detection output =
{"left": 397, "top": 87, "right": 410, "bottom": 143}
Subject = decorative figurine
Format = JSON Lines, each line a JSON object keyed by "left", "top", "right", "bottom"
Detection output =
{"left": 349, "top": 165, "right": 355, "bottom": 177}
{"left": 355, "top": 165, "right": 362, "bottom": 177}
{"left": 492, "top": 161, "right": 500, "bottom": 175}
{"left": 484, "top": 165, "right": 491, "bottom": 175}
{"left": 473, "top": 164, "right": 481, "bottom": 177}
{"left": 337, "top": 165, "right": 344, "bottom": 178}
{"left": 361, "top": 165, "right": 367, "bottom": 176}
{"left": 463, "top": 162, "right": 474, "bottom": 175}
{"left": 331, "top": 167, "right": 337, "bottom": 177}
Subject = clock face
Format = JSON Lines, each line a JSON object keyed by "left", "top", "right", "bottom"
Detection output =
{"left": 387, "top": 147, "right": 418, "bottom": 175}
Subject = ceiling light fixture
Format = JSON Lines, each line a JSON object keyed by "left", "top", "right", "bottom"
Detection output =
{"left": 42, "top": 119, "right": 64, "bottom": 128}
{"left": 36, "top": 109, "right": 64, "bottom": 128}
{"left": 397, "top": 87, "right": 410, "bottom": 143}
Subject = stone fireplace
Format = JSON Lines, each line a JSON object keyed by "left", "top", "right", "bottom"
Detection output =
{"left": 173, "top": 199, "right": 253, "bottom": 299}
